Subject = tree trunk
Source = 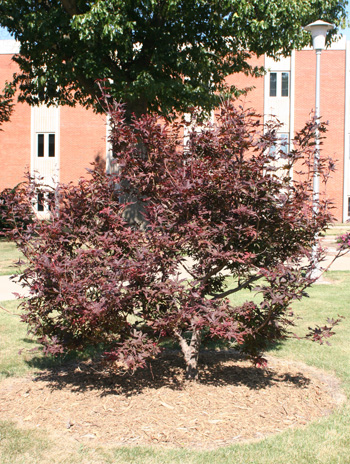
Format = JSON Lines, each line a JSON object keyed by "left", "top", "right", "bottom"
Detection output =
{"left": 124, "top": 98, "right": 148, "bottom": 122}
{"left": 175, "top": 328, "right": 201, "bottom": 380}
{"left": 117, "top": 98, "right": 149, "bottom": 228}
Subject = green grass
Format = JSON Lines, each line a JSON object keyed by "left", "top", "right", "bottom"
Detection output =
{"left": 0, "top": 421, "right": 52, "bottom": 464}
{"left": 0, "top": 300, "right": 39, "bottom": 379}
{"left": 0, "top": 240, "right": 26, "bottom": 276}
{"left": 268, "top": 272, "right": 350, "bottom": 393}
{"left": 323, "top": 223, "right": 350, "bottom": 236}
{"left": 0, "top": 300, "right": 105, "bottom": 381}
{"left": 0, "top": 300, "right": 67, "bottom": 381}
{"left": 1, "top": 272, "right": 350, "bottom": 463}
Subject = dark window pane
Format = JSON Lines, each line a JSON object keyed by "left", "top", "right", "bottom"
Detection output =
{"left": 49, "top": 134, "right": 55, "bottom": 157}
{"left": 281, "top": 72, "right": 289, "bottom": 97}
{"left": 270, "top": 73, "right": 277, "bottom": 97}
{"left": 37, "top": 134, "right": 44, "bottom": 157}
{"left": 37, "top": 193, "right": 44, "bottom": 212}
{"left": 48, "top": 192, "right": 55, "bottom": 211}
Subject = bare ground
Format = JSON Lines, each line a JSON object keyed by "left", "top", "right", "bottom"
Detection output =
{"left": 0, "top": 351, "right": 345, "bottom": 450}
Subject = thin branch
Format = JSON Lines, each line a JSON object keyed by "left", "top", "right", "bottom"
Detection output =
{"left": 0, "top": 304, "right": 21, "bottom": 317}
{"left": 201, "top": 263, "right": 226, "bottom": 287}
{"left": 179, "top": 261, "right": 197, "bottom": 280}
{"left": 180, "top": 260, "right": 227, "bottom": 284}
{"left": 254, "top": 306, "right": 276, "bottom": 333}
{"left": 315, "top": 248, "right": 350, "bottom": 281}
{"left": 210, "top": 274, "right": 262, "bottom": 300}
{"left": 252, "top": 250, "right": 346, "bottom": 334}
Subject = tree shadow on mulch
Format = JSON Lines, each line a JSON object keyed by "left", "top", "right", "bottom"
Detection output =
{"left": 26, "top": 349, "right": 310, "bottom": 397}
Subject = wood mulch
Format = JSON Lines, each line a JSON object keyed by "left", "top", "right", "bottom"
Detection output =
{"left": 0, "top": 351, "right": 345, "bottom": 449}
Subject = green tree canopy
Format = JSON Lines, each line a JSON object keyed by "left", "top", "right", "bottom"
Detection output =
{"left": 0, "top": 83, "right": 14, "bottom": 128}
{"left": 0, "top": 0, "right": 347, "bottom": 117}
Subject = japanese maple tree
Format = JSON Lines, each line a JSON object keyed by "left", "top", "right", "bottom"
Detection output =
{"left": 6, "top": 101, "right": 345, "bottom": 379}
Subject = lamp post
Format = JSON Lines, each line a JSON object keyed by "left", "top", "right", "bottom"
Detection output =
{"left": 304, "top": 20, "right": 334, "bottom": 278}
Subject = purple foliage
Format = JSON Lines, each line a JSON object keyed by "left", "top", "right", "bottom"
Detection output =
{"left": 5, "top": 100, "right": 347, "bottom": 379}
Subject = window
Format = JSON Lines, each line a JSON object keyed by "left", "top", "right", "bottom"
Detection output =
{"left": 49, "top": 134, "right": 55, "bottom": 157}
{"left": 37, "top": 133, "right": 55, "bottom": 158}
{"left": 269, "top": 72, "right": 290, "bottom": 97}
{"left": 269, "top": 133, "right": 289, "bottom": 159}
{"left": 279, "top": 133, "right": 289, "bottom": 157}
{"left": 37, "top": 192, "right": 44, "bottom": 212}
{"left": 348, "top": 197, "right": 350, "bottom": 217}
{"left": 47, "top": 192, "right": 55, "bottom": 211}
{"left": 281, "top": 72, "right": 289, "bottom": 97}
{"left": 37, "top": 134, "right": 44, "bottom": 157}
{"left": 35, "top": 190, "right": 55, "bottom": 214}
{"left": 269, "top": 73, "right": 277, "bottom": 97}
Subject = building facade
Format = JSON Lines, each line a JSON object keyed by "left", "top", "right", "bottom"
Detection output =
{"left": 1, "top": 39, "right": 350, "bottom": 221}
{"left": 0, "top": 40, "right": 107, "bottom": 214}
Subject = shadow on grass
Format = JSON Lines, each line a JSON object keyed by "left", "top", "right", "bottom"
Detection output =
{"left": 26, "top": 349, "right": 310, "bottom": 397}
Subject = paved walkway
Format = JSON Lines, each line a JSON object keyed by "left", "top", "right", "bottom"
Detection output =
{"left": 0, "top": 275, "right": 29, "bottom": 301}
{"left": 320, "top": 254, "right": 350, "bottom": 272}
{"left": 0, "top": 249, "right": 349, "bottom": 302}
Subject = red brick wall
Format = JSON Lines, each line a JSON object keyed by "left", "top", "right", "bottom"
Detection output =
{"left": 0, "top": 53, "right": 107, "bottom": 190}
{"left": 0, "top": 54, "right": 31, "bottom": 190}
{"left": 225, "top": 55, "right": 265, "bottom": 115}
{"left": 59, "top": 105, "right": 106, "bottom": 184}
{"left": 0, "top": 50, "right": 346, "bottom": 222}
{"left": 294, "top": 49, "right": 345, "bottom": 221}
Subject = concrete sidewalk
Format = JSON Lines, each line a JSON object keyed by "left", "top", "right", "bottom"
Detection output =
{"left": 0, "top": 250, "right": 349, "bottom": 302}
{"left": 0, "top": 275, "right": 28, "bottom": 302}
{"left": 321, "top": 253, "right": 350, "bottom": 272}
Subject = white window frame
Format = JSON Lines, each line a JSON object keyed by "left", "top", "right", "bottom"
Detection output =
{"left": 269, "top": 71, "right": 290, "bottom": 98}
{"left": 35, "top": 188, "right": 56, "bottom": 216}
{"left": 36, "top": 132, "right": 56, "bottom": 158}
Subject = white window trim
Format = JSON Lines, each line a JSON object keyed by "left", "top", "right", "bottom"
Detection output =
{"left": 269, "top": 71, "right": 290, "bottom": 98}
{"left": 36, "top": 132, "right": 56, "bottom": 158}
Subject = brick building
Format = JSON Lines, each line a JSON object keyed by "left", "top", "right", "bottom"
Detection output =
{"left": 0, "top": 40, "right": 107, "bottom": 203}
{"left": 1, "top": 38, "right": 350, "bottom": 221}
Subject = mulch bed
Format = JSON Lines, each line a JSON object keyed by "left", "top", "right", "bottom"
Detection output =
{"left": 0, "top": 351, "right": 345, "bottom": 449}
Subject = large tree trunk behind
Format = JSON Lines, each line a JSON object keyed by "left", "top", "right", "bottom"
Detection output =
{"left": 176, "top": 329, "right": 201, "bottom": 380}
{"left": 124, "top": 98, "right": 148, "bottom": 122}
{"left": 118, "top": 98, "right": 149, "bottom": 227}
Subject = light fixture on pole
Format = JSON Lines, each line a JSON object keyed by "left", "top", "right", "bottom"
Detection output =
{"left": 304, "top": 19, "right": 334, "bottom": 278}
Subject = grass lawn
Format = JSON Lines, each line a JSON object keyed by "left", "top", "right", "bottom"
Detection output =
{"left": 323, "top": 222, "right": 350, "bottom": 237}
{"left": 0, "top": 240, "right": 26, "bottom": 276}
{"left": 0, "top": 271, "right": 350, "bottom": 463}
